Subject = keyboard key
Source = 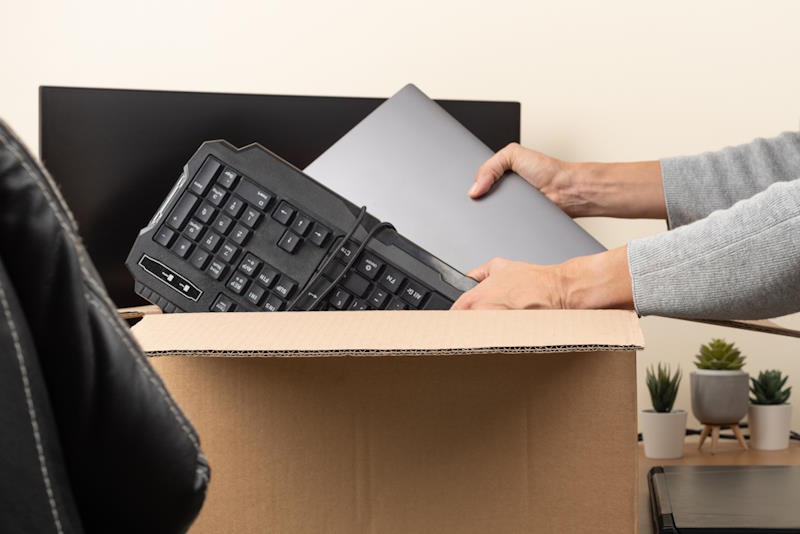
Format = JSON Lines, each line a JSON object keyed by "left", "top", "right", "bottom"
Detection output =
{"left": 184, "top": 219, "right": 205, "bottom": 241}
{"left": 219, "top": 242, "right": 239, "bottom": 263}
{"left": 171, "top": 236, "right": 193, "bottom": 258}
{"left": 217, "top": 167, "right": 239, "bottom": 189}
{"left": 335, "top": 240, "right": 358, "bottom": 263}
{"left": 189, "top": 157, "right": 221, "bottom": 196}
{"left": 401, "top": 281, "right": 428, "bottom": 308}
{"left": 236, "top": 180, "right": 273, "bottom": 211}
{"left": 342, "top": 271, "right": 370, "bottom": 298}
{"left": 226, "top": 272, "right": 249, "bottom": 295}
{"left": 263, "top": 293, "right": 285, "bottom": 312}
{"left": 210, "top": 293, "right": 236, "bottom": 312}
{"left": 189, "top": 248, "right": 210, "bottom": 270}
{"left": 321, "top": 260, "right": 346, "bottom": 281}
{"left": 245, "top": 284, "right": 266, "bottom": 306}
{"left": 195, "top": 202, "right": 216, "bottom": 224}
{"left": 308, "top": 224, "right": 330, "bottom": 247}
{"left": 256, "top": 266, "right": 279, "bottom": 288}
{"left": 201, "top": 230, "right": 222, "bottom": 252}
{"left": 153, "top": 226, "right": 176, "bottom": 247}
{"left": 368, "top": 287, "right": 389, "bottom": 309}
{"left": 423, "top": 293, "right": 453, "bottom": 310}
{"left": 329, "top": 288, "right": 352, "bottom": 310}
{"left": 277, "top": 230, "right": 302, "bottom": 254}
{"left": 224, "top": 196, "right": 245, "bottom": 218}
{"left": 292, "top": 214, "right": 313, "bottom": 236}
{"left": 348, "top": 298, "right": 369, "bottom": 311}
{"left": 166, "top": 193, "right": 198, "bottom": 231}
{"left": 230, "top": 224, "right": 250, "bottom": 246}
{"left": 273, "top": 277, "right": 297, "bottom": 299}
{"left": 379, "top": 267, "right": 406, "bottom": 293}
{"left": 213, "top": 213, "right": 234, "bottom": 235}
{"left": 207, "top": 185, "right": 227, "bottom": 206}
{"left": 207, "top": 258, "right": 227, "bottom": 280}
{"left": 294, "top": 277, "right": 328, "bottom": 309}
{"left": 238, "top": 253, "right": 262, "bottom": 276}
{"left": 272, "top": 201, "right": 295, "bottom": 225}
{"left": 386, "top": 297, "right": 408, "bottom": 310}
{"left": 241, "top": 207, "right": 261, "bottom": 228}
{"left": 357, "top": 254, "right": 383, "bottom": 280}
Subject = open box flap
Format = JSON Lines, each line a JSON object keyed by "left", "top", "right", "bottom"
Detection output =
{"left": 131, "top": 309, "right": 644, "bottom": 357}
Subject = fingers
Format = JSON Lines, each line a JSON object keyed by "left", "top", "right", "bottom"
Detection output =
{"left": 450, "top": 290, "right": 473, "bottom": 310}
{"left": 454, "top": 258, "right": 509, "bottom": 310}
{"left": 465, "top": 257, "right": 505, "bottom": 282}
{"left": 451, "top": 283, "right": 505, "bottom": 310}
{"left": 465, "top": 262, "right": 491, "bottom": 282}
{"left": 468, "top": 143, "right": 519, "bottom": 199}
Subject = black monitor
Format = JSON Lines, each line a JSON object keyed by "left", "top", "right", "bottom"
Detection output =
{"left": 39, "top": 86, "right": 521, "bottom": 307}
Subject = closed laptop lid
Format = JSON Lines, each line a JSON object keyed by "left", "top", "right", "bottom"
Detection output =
{"left": 305, "top": 84, "right": 605, "bottom": 274}
{"left": 649, "top": 466, "right": 800, "bottom": 532}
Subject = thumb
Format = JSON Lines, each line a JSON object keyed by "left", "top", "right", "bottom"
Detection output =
{"left": 465, "top": 258, "right": 496, "bottom": 282}
{"left": 468, "top": 143, "right": 519, "bottom": 199}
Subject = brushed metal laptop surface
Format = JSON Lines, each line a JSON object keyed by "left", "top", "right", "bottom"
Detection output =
{"left": 305, "top": 84, "right": 605, "bottom": 274}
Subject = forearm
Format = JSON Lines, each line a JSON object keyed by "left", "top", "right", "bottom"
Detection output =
{"left": 660, "top": 131, "right": 800, "bottom": 228}
{"left": 628, "top": 179, "right": 800, "bottom": 319}
{"left": 556, "top": 161, "right": 667, "bottom": 219}
{"left": 559, "top": 246, "right": 634, "bottom": 310}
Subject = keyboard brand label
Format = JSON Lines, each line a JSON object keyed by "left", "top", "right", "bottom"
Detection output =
{"left": 138, "top": 254, "right": 202, "bottom": 301}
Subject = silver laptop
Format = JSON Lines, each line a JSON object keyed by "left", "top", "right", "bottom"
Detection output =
{"left": 305, "top": 84, "right": 605, "bottom": 274}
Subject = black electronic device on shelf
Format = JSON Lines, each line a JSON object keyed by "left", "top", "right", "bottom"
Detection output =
{"left": 126, "top": 141, "right": 476, "bottom": 313}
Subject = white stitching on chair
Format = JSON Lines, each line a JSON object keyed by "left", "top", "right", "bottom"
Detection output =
{"left": 86, "top": 292, "right": 200, "bottom": 448}
{"left": 0, "top": 277, "right": 64, "bottom": 534}
{"left": 0, "top": 125, "right": 200, "bottom": 451}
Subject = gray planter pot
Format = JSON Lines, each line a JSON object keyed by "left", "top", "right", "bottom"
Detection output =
{"left": 690, "top": 370, "right": 749, "bottom": 425}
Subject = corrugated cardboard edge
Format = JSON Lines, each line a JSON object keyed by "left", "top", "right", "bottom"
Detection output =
{"left": 131, "top": 309, "right": 645, "bottom": 357}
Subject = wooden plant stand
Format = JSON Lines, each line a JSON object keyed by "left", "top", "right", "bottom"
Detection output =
{"left": 698, "top": 423, "right": 748, "bottom": 454}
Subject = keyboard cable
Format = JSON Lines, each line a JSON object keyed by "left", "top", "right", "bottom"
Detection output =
{"left": 287, "top": 206, "right": 395, "bottom": 311}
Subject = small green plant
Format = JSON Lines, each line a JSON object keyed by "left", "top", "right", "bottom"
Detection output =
{"left": 646, "top": 363, "right": 682, "bottom": 413}
{"left": 694, "top": 339, "right": 746, "bottom": 370}
{"left": 750, "top": 370, "right": 791, "bottom": 405}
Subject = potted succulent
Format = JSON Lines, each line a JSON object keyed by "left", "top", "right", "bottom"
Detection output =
{"left": 640, "top": 363, "right": 686, "bottom": 459}
{"left": 690, "top": 339, "right": 749, "bottom": 428}
{"left": 748, "top": 370, "right": 792, "bottom": 450}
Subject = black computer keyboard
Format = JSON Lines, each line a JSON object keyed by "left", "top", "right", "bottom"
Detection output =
{"left": 125, "top": 140, "right": 477, "bottom": 313}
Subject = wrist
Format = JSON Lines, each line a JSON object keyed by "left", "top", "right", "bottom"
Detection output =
{"left": 557, "top": 246, "right": 634, "bottom": 310}
{"left": 551, "top": 161, "right": 610, "bottom": 217}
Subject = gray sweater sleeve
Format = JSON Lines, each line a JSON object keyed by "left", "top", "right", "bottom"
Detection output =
{"left": 628, "top": 178, "right": 800, "bottom": 319}
{"left": 661, "top": 131, "right": 800, "bottom": 228}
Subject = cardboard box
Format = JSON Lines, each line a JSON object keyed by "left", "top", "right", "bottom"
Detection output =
{"left": 132, "top": 309, "right": 644, "bottom": 533}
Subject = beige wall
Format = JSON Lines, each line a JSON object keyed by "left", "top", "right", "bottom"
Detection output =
{"left": 3, "top": 0, "right": 799, "bottom": 428}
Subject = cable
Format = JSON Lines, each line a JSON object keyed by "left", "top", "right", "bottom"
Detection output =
{"left": 306, "top": 221, "right": 395, "bottom": 311}
{"left": 287, "top": 207, "right": 395, "bottom": 311}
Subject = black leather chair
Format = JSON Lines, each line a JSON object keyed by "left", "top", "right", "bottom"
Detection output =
{"left": 0, "top": 119, "right": 209, "bottom": 534}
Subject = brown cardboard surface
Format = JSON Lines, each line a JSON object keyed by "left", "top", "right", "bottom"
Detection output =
{"left": 133, "top": 309, "right": 644, "bottom": 356}
{"left": 135, "top": 310, "right": 641, "bottom": 533}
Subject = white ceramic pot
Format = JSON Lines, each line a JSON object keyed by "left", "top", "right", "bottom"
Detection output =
{"left": 640, "top": 410, "right": 687, "bottom": 459}
{"left": 748, "top": 403, "right": 792, "bottom": 451}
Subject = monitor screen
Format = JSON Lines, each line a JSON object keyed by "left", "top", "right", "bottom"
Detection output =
{"left": 40, "top": 86, "right": 520, "bottom": 307}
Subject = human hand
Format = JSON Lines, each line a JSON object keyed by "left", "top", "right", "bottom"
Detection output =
{"left": 467, "top": 143, "right": 581, "bottom": 215}
{"left": 451, "top": 247, "right": 635, "bottom": 311}
{"left": 468, "top": 143, "right": 667, "bottom": 219}
{"left": 450, "top": 257, "right": 565, "bottom": 310}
